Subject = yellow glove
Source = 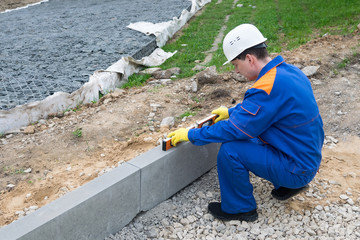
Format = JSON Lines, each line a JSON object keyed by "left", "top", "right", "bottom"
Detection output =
{"left": 211, "top": 106, "right": 229, "bottom": 123}
{"left": 167, "top": 128, "right": 189, "bottom": 147}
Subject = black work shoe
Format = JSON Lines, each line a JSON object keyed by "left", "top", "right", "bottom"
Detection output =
{"left": 208, "top": 202, "right": 258, "bottom": 222}
{"left": 271, "top": 185, "right": 309, "bottom": 201}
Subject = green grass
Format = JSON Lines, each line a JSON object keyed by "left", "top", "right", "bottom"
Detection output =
{"left": 337, "top": 51, "right": 359, "bottom": 69}
{"left": 160, "top": 0, "right": 235, "bottom": 78}
{"left": 338, "top": 58, "right": 351, "bottom": 69}
{"left": 211, "top": 0, "right": 360, "bottom": 72}
{"left": 124, "top": 0, "right": 360, "bottom": 85}
{"left": 2, "top": 166, "right": 26, "bottom": 175}
{"left": 179, "top": 110, "right": 196, "bottom": 119}
{"left": 72, "top": 128, "right": 83, "bottom": 138}
{"left": 121, "top": 73, "right": 151, "bottom": 88}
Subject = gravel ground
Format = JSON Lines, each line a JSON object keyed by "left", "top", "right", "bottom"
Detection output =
{"left": 107, "top": 167, "right": 360, "bottom": 240}
{"left": 0, "top": 0, "right": 191, "bottom": 110}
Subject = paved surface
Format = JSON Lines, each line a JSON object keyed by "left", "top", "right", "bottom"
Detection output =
{"left": 0, "top": 0, "right": 191, "bottom": 110}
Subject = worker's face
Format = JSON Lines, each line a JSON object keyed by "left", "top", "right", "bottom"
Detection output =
{"left": 231, "top": 56, "right": 257, "bottom": 81}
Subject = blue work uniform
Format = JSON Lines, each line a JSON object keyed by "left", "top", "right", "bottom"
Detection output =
{"left": 188, "top": 56, "right": 324, "bottom": 213}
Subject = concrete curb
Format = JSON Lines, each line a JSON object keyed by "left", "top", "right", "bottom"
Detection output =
{"left": 0, "top": 142, "right": 220, "bottom": 240}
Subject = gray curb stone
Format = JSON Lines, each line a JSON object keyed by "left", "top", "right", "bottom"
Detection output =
{"left": 0, "top": 142, "right": 219, "bottom": 240}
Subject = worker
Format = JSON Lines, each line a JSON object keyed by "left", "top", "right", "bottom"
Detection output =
{"left": 167, "top": 24, "right": 324, "bottom": 222}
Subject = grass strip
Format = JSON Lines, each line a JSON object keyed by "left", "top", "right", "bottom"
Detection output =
{"left": 160, "top": 0, "right": 235, "bottom": 79}
{"left": 129, "top": 0, "right": 360, "bottom": 82}
{"left": 209, "top": 0, "right": 360, "bottom": 72}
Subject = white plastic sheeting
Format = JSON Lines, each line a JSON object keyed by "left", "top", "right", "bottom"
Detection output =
{"left": 0, "top": 0, "right": 211, "bottom": 133}
{"left": 127, "top": 0, "right": 211, "bottom": 47}
{"left": 0, "top": 49, "right": 175, "bottom": 133}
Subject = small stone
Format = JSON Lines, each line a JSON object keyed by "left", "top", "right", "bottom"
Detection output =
{"left": 191, "top": 79, "right": 198, "bottom": 93}
{"left": 180, "top": 218, "right": 189, "bottom": 226}
{"left": 150, "top": 103, "right": 161, "bottom": 108}
{"left": 134, "top": 223, "right": 144, "bottom": 230}
{"left": 306, "top": 192, "right": 313, "bottom": 197}
{"left": 24, "top": 125, "right": 35, "bottom": 134}
{"left": 329, "top": 180, "right": 341, "bottom": 185}
{"left": 15, "top": 210, "right": 25, "bottom": 216}
{"left": 315, "top": 205, "right": 323, "bottom": 211}
{"left": 229, "top": 220, "right": 241, "bottom": 226}
{"left": 187, "top": 215, "right": 196, "bottom": 223}
{"left": 301, "top": 66, "right": 320, "bottom": 77}
{"left": 216, "top": 223, "right": 226, "bottom": 232}
{"left": 6, "top": 184, "right": 15, "bottom": 191}
{"left": 147, "top": 228, "right": 159, "bottom": 238}
{"left": 26, "top": 193, "right": 32, "bottom": 198}
{"left": 100, "top": 153, "right": 105, "bottom": 157}
{"left": 340, "top": 194, "right": 349, "bottom": 200}
{"left": 250, "top": 227, "right": 261, "bottom": 235}
{"left": 160, "top": 117, "right": 175, "bottom": 130}
{"left": 59, "top": 187, "right": 69, "bottom": 193}
{"left": 348, "top": 172, "right": 357, "bottom": 178}
{"left": 196, "top": 66, "right": 218, "bottom": 85}
{"left": 311, "top": 78, "right": 323, "bottom": 85}
{"left": 203, "top": 213, "right": 213, "bottom": 221}
{"left": 5, "top": 134, "right": 13, "bottom": 139}
{"left": 144, "top": 137, "right": 153, "bottom": 142}
{"left": 347, "top": 198, "right": 354, "bottom": 205}
{"left": 306, "top": 228, "right": 316, "bottom": 236}
{"left": 25, "top": 205, "right": 38, "bottom": 214}
{"left": 152, "top": 70, "right": 171, "bottom": 79}
{"left": 141, "top": 67, "right": 162, "bottom": 74}
{"left": 24, "top": 168, "right": 32, "bottom": 173}
{"left": 160, "top": 79, "right": 172, "bottom": 85}
{"left": 161, "top": 219, "right": 169, "bottom": 226}
{"left": 192, "top": 65, "right": 206, "bottom": 71}
{"left": 206, "top": 192, "right": 213, "bottom": 198}
{"left": 337, "top": 110, "right": 345, "bottom": 115}
{"left": 196, "top": 191, "right": 206, "bottom": 198}
{"left": 241, "top": 221, "right": 250, "bottom": 229}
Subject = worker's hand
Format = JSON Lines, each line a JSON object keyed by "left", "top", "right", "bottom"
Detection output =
{"left": 211, "top": 106, "right": 229, "bottom": 123}
{"left": 167, "top": 128, "right": 189, "bottom": 147}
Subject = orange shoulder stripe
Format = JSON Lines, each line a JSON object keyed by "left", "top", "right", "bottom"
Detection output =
{"left": 252, "top": 67, "right": 277, "bottom": 95}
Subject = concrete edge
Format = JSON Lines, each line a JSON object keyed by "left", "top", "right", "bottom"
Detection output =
{"left": 0, "top": 143, "right": 220, "bottom": 240}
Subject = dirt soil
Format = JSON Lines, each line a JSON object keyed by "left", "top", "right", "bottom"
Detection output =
{"left": 0, "top": 0, "right": 41, "bottom": 12}
{"left": 1, "top": 0, "right": 360, "bottom": 228}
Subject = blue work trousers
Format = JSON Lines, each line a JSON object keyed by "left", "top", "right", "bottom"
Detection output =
{"left": 217, "top": 139, "right": 314, "bottom": 214}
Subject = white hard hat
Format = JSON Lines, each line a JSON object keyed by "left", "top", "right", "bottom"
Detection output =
{"left": 222, "top": 24, "right": 267, "bottom": 65}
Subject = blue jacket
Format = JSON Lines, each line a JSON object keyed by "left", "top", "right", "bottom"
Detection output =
{"left": 188, "top": 56, "right": 324, "bottom": 176}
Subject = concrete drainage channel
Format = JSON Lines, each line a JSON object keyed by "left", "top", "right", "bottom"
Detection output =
{"left": 0, "top": 142, "right": 220, "bottom": 239}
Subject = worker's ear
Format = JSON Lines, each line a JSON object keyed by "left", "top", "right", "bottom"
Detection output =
{"left": 245, "top": 54, "right": 257, "bottom": 65}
